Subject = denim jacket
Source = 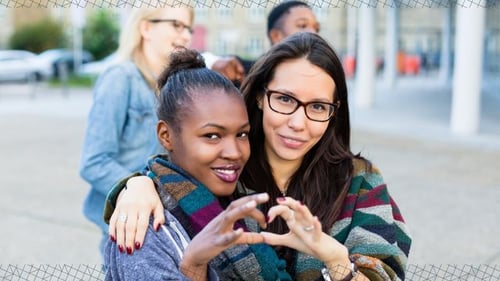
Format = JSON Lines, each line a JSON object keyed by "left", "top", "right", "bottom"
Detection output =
{"left": 79, "top": 61, "right": 163, "bottom": 232}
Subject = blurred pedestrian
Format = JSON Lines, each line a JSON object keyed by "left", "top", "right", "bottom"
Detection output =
{"left": 79, "top": 7, "right": 194, "bottom": 260}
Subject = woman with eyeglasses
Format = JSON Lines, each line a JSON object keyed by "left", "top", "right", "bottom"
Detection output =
{"left": 107, "top": 32, "right": 412, "bottom": 280}
{"left": 79, "top": 7, "right": 194, "bottom": 260}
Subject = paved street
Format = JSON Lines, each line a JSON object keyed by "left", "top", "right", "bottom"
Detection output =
{"left": 0, "top": 78, "right": 499, "bottom": 267}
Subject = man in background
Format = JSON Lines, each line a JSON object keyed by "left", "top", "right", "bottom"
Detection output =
{"left": 211, "top": 1, "right": 319, "bottom": 85}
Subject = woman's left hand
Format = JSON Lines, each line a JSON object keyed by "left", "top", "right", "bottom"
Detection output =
{"left": 260, "top": 197, "right": 349, "bottom": 265}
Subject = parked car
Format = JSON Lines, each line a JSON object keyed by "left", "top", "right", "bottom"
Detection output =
{"left": 37, "top": 49, "right": 94, "bottom": 78}
{"left": 0, "top": 50, "right": 52, "bottom": 82}
{"left": 79, "top": 52, "right": 119, "bottom": 77}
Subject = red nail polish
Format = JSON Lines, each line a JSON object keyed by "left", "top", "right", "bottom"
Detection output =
{"left": 266, "top": 215, "right": 270, "bottom": 223}
{"left": 118, "top": 245, "right": 124, "bottom": 253}
{"left": 109, "top": 235, "right": 116, "bottom": 242}
{"left": 135, "top": 242, "right": 141, "bottom": 250}
{"left": 277, "top": 197, "right": 285, "bottom": 202}
{"left": 300, "top": 201, "right": 304, "bottom": 205}
{"left": 155, "top": 224, "right": 160, "bottom": 232}
{"left": 126, "top": 247, "right": 132, "bottom": 255}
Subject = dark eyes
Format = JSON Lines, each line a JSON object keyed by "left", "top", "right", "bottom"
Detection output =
{"left": 204, "top": 133, "right": 219, "bottom": 140}
{"left": 238, "top": 131, "right": 249, "bottom": 138}
{"left": 276, "top": 94, "right": 294, "bottom": 103}
{"left": 310, "top": 103, "right": 327, "bottom": 112}
{"left": 203, "top": 131, "right": 249, "bottom": 140}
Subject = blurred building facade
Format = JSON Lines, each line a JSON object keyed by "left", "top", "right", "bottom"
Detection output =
{"left": 0, "top": 5, "right": 497, "bottom": 136}
{"left": 0, "top": 6, "right": 498, "bottom": 74}
{"left": 191, "top": 7, "right": 499, "bottom": 75}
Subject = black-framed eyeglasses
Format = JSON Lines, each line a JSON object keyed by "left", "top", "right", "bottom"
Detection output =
{"left": 148, "top": 19, "right": 194, "bottom": 34}
{"left": 264, "top": 87, "right": 340, "bottom": 122}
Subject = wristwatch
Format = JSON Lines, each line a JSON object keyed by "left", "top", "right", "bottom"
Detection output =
{"left": 321, "top": 262, "right": 357, "bottom": 281}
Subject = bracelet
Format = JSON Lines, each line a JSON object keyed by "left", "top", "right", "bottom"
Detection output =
{"left": 321, "top": 261, "right": 357, "bottom": 281}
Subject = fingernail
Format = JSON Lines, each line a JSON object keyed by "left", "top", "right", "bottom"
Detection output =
{"left": 155, "top": 224, "right": 160, "bottom": 232}
{"left": 245, "top": 200, "right": 257, "bottom": 208}
{"left": 277, "top": 197, "right": 286, "bottom": 202}
{"left": 118, "top": 245, "right": 124, "bottom": 253}
{"left": 300, "top": 201, "right": 304, "bottom": 205}
{"left": 266, "top": 215, "right": 271, "bottom": 223}
{"left": 257, "top": 193, "right": 269, "bottom": 201}
{"left": 109, "top": 235, "right": 116, "bottom": 242}
{"left": 135, "top": 242, "right": 141, "bottom": 250}
{"left": 126, "top": 247, "right": 132, "bottom": 255}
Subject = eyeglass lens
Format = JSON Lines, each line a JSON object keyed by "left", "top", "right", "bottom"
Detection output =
{"left": 267, "top": 91, "right": 336, "bottom": 122}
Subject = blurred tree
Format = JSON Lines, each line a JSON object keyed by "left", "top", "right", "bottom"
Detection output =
{"left": 83, "top": 10, "right": 119, "bottom": 60}
{"left": 9, "top": 18, "right": 66, "bottom": 53}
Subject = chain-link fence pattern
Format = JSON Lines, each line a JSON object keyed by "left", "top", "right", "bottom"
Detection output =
{"left": 1, "top": 264, "right": 500, "bottom": 280}
{"left": 0, "top": 265, "right": 104, "bottom": 281}
{"left": 0, "top": 0, "right": 496, "bottom": 8}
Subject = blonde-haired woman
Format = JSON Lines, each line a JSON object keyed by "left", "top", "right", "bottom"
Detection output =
{"left": 79, "top": 7, "right": 193, "bottom": 260}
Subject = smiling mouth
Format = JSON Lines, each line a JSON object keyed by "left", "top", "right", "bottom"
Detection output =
{"left": 213, "top": 167, "right": 240, "bottom": 183}
{"left": 172, "top": 44, "right": 185, "bottom": 50}
{"left": 280, "top": 135, "right": 306, "bottom": 149}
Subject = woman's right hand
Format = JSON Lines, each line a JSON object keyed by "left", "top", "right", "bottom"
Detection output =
{"left": 261, "top": 197, "right": 350, "bottom": 267}
{"left": 108, "top": 176, "right": 164, "bottom": 254}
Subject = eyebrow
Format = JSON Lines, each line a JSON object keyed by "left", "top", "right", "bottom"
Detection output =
{"left": 201, "top": 122, "right": 250, "bottom": 130}
{"left": 293, "top": 16, "right": 319, "bottom": 26}
{"left": 271, "top": 89, "right": 333, "bottom": 103}
{"left": 294, "top": 17, "right": 312, "bottom": 23}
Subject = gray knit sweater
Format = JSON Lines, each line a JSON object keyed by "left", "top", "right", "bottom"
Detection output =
{"left": 104, "top": 210, "right": 219, "bottom": 281}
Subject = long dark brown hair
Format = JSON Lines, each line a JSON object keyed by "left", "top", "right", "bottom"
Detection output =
{"left": 240, "top": 32, "right": 368, "bottom": 241}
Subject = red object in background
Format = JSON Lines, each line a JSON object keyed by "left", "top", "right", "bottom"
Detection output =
{"left": 191, "top": 25, "right": 207, "bottom": 51}
{"left": 397, "top": 51, "right": 421, "bottom": 75}
{"left": 404, "top": 55, "right": 421, "bottom": 75}
{"left": 343, "top": 55, "right": 356, "bottom": 78}
{"left": 397, "top": 51, "right": 406, "bottom": 74}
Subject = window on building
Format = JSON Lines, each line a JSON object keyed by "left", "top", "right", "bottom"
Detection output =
{"left": 214, "top": 37, "right": 228, "bottom": 55}
{"left": 247, "top": 37, "right": 264, "bottom": 58}
{"left": 248, "top": 7, "right": 265, "bottom": 23}
{"left": 216, "top": 8, "right": 232, "bottom": 22}
{"left": 194, "top": 7, "right": 208, "bottom": 23}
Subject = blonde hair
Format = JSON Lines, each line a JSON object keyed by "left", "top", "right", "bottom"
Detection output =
{"left": 116, "top": 7, "right": 194, "bottom": 88}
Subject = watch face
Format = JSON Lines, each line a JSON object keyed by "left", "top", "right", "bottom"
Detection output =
{"left": 321, "top": 265, "right": 356, "bottom": 281}
{"left": 321, "top": 267, "right": 333, "bottom": 281}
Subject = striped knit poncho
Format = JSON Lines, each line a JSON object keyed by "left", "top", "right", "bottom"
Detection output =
{"left": 104, "top": 156, "right": 411, "bottom": 280}
{"left": 287, "top": 159, "right": 412, "bottom": 280}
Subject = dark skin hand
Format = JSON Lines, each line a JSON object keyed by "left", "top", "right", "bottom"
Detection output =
{"left": 180, "top": 193, "right": 270, "bottom": 281}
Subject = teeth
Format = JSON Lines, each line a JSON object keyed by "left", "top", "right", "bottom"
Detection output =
{"left": 285, "top": 137, "right": 301, "bottom": 144}
{"left": 215, "top": 169, "right": 236, "bottom": 175}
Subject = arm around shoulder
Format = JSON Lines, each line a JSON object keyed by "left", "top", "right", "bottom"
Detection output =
{"left": 103, "top": 172, "right": 143, "bottom": 224}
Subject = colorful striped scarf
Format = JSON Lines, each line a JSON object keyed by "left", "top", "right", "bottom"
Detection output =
{"left": 103, "top": 155, "right": 410, "bottom": 280}
{"left": 145, "top": 154, "right": 292, "bottom": 281}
